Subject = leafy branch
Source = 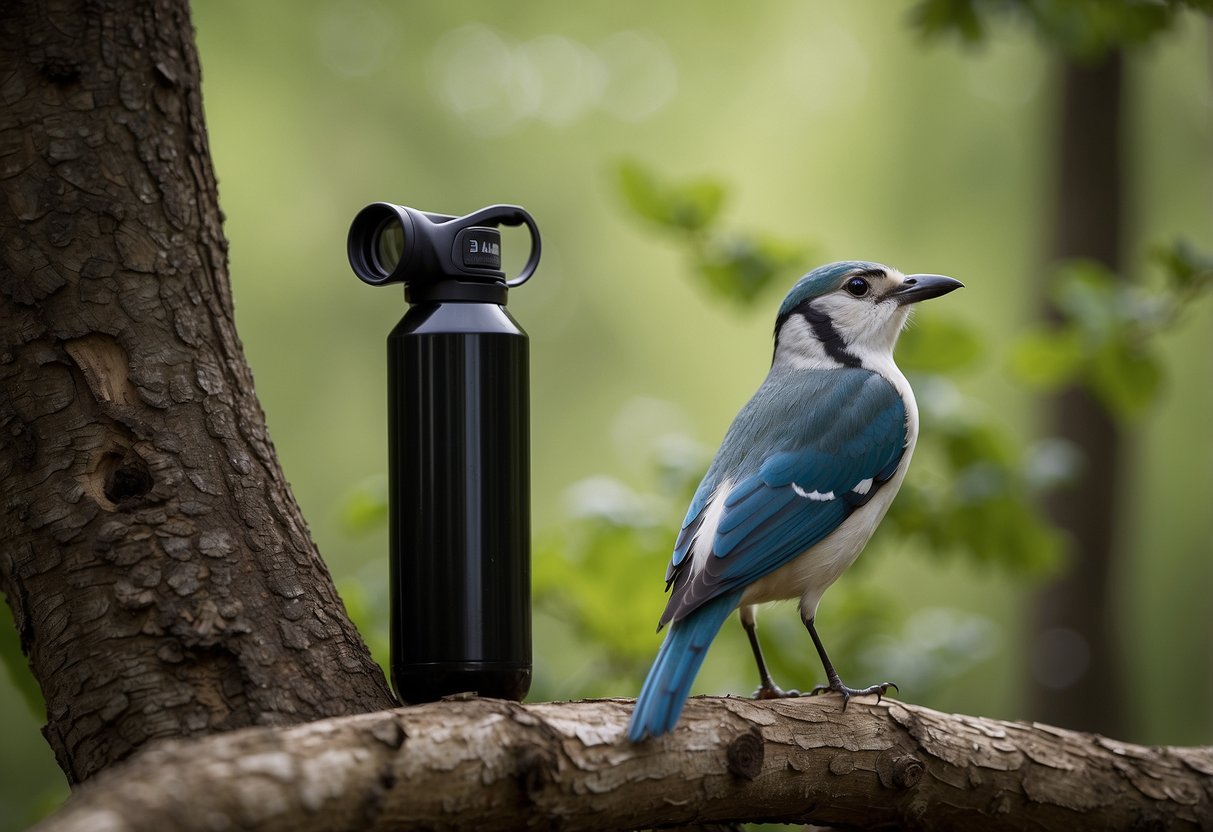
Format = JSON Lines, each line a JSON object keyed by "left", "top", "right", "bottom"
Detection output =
{"left": 616, "top": 159, "right": 812, "bottom": 307}
{"left": 910, "top": 0, "right": 1213, "bottom": 62}
{"left": 1011, "top": 243, "right": 1213, "bottom": 419}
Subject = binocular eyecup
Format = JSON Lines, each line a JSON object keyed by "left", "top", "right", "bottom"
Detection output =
{"left": 347, "top": 203, "right": 541, "bottom": 298}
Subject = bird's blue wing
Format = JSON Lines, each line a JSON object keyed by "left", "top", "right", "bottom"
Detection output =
{"left": 660, "top": 368, "right": 907, "bottom": 626}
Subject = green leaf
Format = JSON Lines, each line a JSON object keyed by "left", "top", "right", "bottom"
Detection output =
{"left": 956, "top": 492, "right": 1062, "bottom": 574}
{"left": 616, "top": 159, "right": 725, "bottom": 233}
{"left": 671, "top": 180, "right": 726, "bottom": 232}
{"left": 340, "top": 475, "right": 388, "bottom": 535}
{"left": 1154, "top": 238, "right": 1213, "bottom": 294}
{"left": 1050, "top": 259, "right": 1120, "bottom": 339}
{"left": 909, "top": 0, "right": 986, "bottom": 43}
{"left": 1010, "top": 328, "right": 1084, "bottom": 389}
{"left": 614, "top": 160, "right": 813, "bottom": 310}
{"left": 911, "top": 0, "right": 1200, "bottom": 61}
{"left": 695, "top": 233, "right": 809, "bottom": 306}
{"left": 938, "top": 416, "right": 1017, "bottom": 469}
{"left": 1027, "top": 0, "right": 1175, "bottom": 63}
{"left": 887, "top": 474, "right": 1061, "bottom": 576}
{"left": 1088, "top": 336, "right": 1162, "bottom": 420}
{"left": 897, "top": 314, "right": 984, "bottom": 373}
{"left": 617, "top": 160, "right": 667, "bottom": 225}
{"left": 534, "top": 523, "right": 669, "bottom": 659}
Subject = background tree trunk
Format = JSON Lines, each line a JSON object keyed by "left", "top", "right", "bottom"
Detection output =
{"left": 0, "top": 0, "right": 394, "bottom": 785}
{"left": 1029, "top": 54, "right": 1127, "bottom": 736}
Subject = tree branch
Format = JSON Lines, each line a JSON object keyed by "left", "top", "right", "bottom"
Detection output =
{"left": 32, "top": 696, "right": 1213, "bottom": 832}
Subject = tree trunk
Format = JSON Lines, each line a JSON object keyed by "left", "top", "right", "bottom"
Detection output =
{"left": 0, "top": 0, "right": 394, "bottom": 785}
{"left": 1029, "top": 54, "right": 1127, "bottom": 736}
{"left": 29, "top": 696, "right": 1213, "bottom": 832}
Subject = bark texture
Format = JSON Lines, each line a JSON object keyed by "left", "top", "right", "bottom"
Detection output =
{"left": 0, "top": 0, "right": 394, "bottom": 785}
{"left": 1030, "top": 55, "right": 1127, "bottom": 735}
{"left": 30, "top": 696, "right": 1213, "bottom": 832}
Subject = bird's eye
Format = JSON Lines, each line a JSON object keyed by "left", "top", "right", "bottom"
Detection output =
{"left": 845, "top": 277, "right": 870, "bottom": 297}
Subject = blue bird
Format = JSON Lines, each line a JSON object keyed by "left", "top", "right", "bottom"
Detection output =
{"left": 627, "top": 261, "right": 963, "bottom": 741}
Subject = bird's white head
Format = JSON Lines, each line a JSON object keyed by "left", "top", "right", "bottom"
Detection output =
{"left": 773, "top": 261, "right": 963, "bottom": 372}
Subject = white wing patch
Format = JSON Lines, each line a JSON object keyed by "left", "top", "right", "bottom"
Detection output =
{"left": 689, "top": 479, "right": 731, "bottom": 577}
{"left": 791, "top": 478, "right": 872, "bottom": 501}
{"left": 792, "top": 483, "right": 835, "bottom": 502}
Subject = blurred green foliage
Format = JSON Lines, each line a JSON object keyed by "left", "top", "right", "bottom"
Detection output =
{"left": 617, "top": 159, "right": 811, "bottom": 306}
{"left": 1012, "top": 243, "right": 1213, "bottom": 419}
{"left": 340, "top": 474, "right": 389, "bottom": 536}
{"left": 618, "top": 159, "right": 726, "bottom": 234}
{"left": 912, "top": 0, "right": 1212, "bottom": 61}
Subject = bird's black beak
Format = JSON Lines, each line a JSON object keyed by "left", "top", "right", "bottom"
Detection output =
{"left": 892, "top": 273, "right": 964, "bottom": 305}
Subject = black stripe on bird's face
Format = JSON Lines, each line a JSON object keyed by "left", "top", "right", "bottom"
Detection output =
{"left": 773, "top": 300, "right": 863, "bottom": 368}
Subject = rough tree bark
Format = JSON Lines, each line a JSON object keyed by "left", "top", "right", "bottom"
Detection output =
{"left": 1029, "top": 55, "right": 1127, "bottom": 736}
{"left": 0, "top": 0, "right": 394, "bottom": 785}
{"left": 29, "top": 696, "right": 1213, "bottom": 832}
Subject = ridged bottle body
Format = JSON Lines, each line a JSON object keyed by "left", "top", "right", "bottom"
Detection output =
{"left": 387, "top": 300, "right": 531, "bottom": 702}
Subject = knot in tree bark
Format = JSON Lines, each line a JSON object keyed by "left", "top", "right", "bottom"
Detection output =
{"left": 103, "top": 450, "right": 154, "bottom": 503}
{"left": 725, "top": 729, "right": 764, "bottom": 780}
{"left": 876, "top": 748, "right": 925, "bottom": 790}
{"left": 515, "top": 744, "right": 556, "bottom": 803}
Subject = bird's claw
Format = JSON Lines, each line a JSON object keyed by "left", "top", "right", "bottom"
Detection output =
{"left": 808, "top": 680, "right": 897, "bottom": 710}
{"left": 752, "top": 682, "right": 801, "bottom": 700}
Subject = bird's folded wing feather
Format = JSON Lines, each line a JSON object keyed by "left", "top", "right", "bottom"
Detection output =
{"left": 662, "top": 369, "right": 906, "bottom": 626}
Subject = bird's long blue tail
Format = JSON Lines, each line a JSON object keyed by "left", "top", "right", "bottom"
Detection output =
{"left": 627, "top": 592, "right": 740, "bottom": 742}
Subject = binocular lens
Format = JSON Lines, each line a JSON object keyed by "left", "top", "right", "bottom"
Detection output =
{"left": 374, "top": 217, "right": 406, "bottom": 275}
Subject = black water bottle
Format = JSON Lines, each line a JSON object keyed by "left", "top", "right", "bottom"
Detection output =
{"left": 347, "top": 203, "right": 539, "bottom": 703}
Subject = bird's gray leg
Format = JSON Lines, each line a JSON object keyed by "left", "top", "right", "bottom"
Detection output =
{"left": 803, "top": 614, "right": 897, "bottom": 709}
{"left": 740, "top": 605, "right": 799, "bottom": 699}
